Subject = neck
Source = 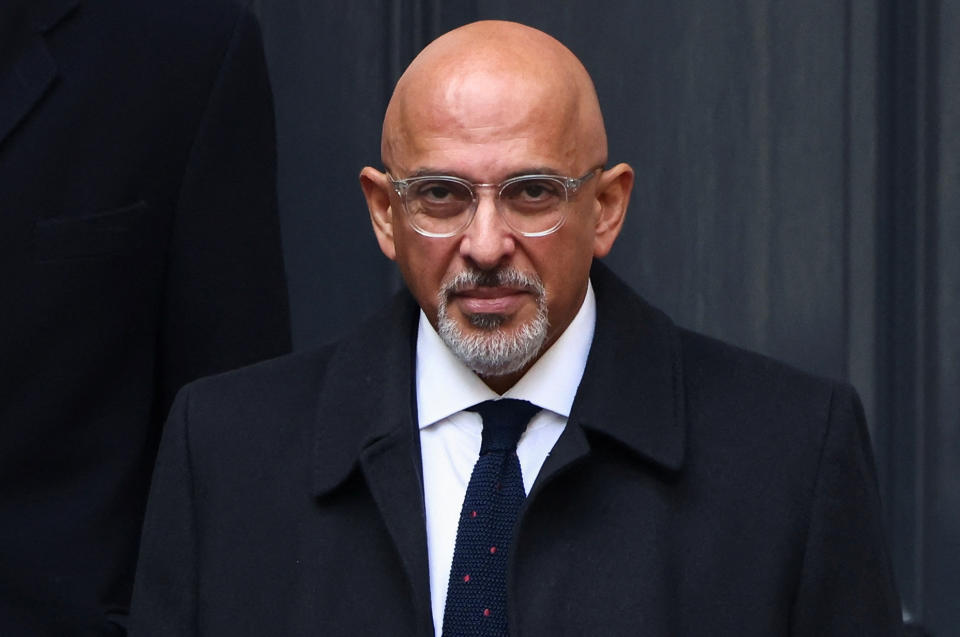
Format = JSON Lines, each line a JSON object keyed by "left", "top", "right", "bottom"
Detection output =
{"left": 480, "top": 368, "right": 527, "bottom": 395}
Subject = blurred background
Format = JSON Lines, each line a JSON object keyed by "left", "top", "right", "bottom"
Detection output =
{"left": 252, "top": 1, "right": 957, "bottom": 634}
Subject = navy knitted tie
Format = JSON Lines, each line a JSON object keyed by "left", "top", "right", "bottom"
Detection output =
{"left": 441, "top": 399, "right": 541, "bottom": 637}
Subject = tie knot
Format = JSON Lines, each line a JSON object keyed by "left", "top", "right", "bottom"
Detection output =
{"left": 468, "top": 399, "right": 541, "bottom": 454}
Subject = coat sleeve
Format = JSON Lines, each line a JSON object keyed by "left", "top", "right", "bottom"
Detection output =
{"left": 158, "top": 1, "right": 291, "bottom": 415}
{"left": 129, "top": 388, "right": 198, "bottom": 636}
{"left": 789, "top": 383, "right": 904, "bottom": 635}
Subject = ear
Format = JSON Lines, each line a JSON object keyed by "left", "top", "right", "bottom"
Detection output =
{"left": 359, "top": 166, "right": 398, "bottom": 261}
{"left": 591, "top": 162, "right": 634, "bottom": 258}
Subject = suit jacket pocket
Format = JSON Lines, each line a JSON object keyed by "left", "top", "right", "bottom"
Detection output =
{"left": 34, "top": 200, "right": 153, "bottom": 262}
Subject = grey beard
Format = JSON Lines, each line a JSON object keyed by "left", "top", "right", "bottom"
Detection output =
{"left": 436, "top": 268, "right": 549, "bottom": 378}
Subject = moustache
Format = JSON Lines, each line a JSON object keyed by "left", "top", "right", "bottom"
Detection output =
{"left": 440, "top": 268, "right": 545, "bottom": 298}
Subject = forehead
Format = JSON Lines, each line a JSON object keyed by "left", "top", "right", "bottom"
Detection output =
{"left": 389, "top": 66, "right": 582, "bottom": 177}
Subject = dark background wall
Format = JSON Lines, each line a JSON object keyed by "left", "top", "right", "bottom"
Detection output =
{"left": 254, "top": 1, "right": 958, "bottom": 634}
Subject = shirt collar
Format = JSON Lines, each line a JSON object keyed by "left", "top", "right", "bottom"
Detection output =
{"left": 416, "top": 280, "right": 596, "bottom": 428}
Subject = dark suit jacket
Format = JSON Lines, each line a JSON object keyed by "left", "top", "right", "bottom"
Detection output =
{"left": 130, "top": 262, "right": 902, "bottom": 636}
{"left": 0, "top": 1, "right": 290, "bottom": 634}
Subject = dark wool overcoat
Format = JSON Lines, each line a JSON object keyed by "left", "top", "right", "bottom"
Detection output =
{"left": 130, "top": 262, "right": 902, "bottom": 636}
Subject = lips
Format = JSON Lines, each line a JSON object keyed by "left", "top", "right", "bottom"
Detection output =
{"left": 439, "top": 267, "right": 545, "bottom": 318}
{"left": 453, "top": 287, "right": 530, "bottom": 315}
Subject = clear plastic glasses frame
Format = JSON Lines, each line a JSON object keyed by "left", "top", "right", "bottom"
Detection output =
{"left": 387, "top": 167, "right": 602, "bottom": 238}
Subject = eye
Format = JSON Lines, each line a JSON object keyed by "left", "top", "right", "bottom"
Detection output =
{"left": 427, "top": 186, "right": 451, "bottom": 200}
{"left": 521, "top": 183, "right": 550, "bottom": 198}
{"left": 502, "top": 178, "right": 563, "bottom": 208}
{"left": 413, "top": 180, "right": 470, "bottom": 204}
{"left": 416, "top": 183, "right": 451, "bottom": 202}
{"left": 406, "top": 179, "right": 472, "bottom": 222}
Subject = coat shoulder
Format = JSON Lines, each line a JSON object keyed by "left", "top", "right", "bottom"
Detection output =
{"left": 170, "top": 288, "right": 416, "bottom": 443}
{"left": 676, "top": 326, "right": 861, "bottom": 478}
{"left": 678, "top": 327, "right": 842, "bottom": 401}
{"left": 178, "top": 345, "right": 334, "bottom": 420}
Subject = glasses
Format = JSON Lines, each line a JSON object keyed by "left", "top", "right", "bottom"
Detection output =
{"left": 387, "top": 167, "right": 602, "bottom": 238}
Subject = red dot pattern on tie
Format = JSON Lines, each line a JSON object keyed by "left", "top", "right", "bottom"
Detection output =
{"left": 443, "top": 399, "right": 540, "bottom": 637}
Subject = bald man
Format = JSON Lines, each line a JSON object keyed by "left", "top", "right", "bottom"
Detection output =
{"left": 130, "top": 21, "right": 902, "bottom": 636}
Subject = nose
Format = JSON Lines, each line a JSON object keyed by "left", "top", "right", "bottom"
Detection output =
{"left": 458, "top": 189, "right": 515, "bottom": 270}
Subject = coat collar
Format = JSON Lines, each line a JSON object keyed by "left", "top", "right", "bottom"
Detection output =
{"left": 568, "top": 260, "right": 687, "bottom": 472}
{"left": 311, "top": 289, "right": 421, "bottom": 496}
{"left": 0, "top": 0, "right": 79, "bottom": 148}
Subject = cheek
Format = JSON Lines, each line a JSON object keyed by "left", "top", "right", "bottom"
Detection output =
{"left": 530, "top": 232, "right": 595, "bottom": 309}
{"left": 394, "top": 235, "right": 460, "bottom": 310}
{"left": 535, "top": 224, "right": 594, "bottom": 273}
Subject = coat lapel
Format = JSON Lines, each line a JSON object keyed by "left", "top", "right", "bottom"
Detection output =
{"left": 0, "top": 0, "right": 78, "bottom": 148}
{"left": 311, "top": 291, "right": 434, "bottom": 634}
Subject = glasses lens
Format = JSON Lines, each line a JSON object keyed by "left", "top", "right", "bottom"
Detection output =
{"left": 405, "top": 178, "right": 473, "bottom": 235}
{"left": 500, "top": 177, "right": 566, "bottom": 234}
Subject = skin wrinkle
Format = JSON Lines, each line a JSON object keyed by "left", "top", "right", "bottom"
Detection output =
{"left": 361, "top": 20, "right": 634, "bottom": 393}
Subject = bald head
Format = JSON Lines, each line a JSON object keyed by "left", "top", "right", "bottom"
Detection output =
{"left": 381, "top": 21, "right": 608, "bottom": 173}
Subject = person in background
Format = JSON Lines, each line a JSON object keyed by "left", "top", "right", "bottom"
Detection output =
{"left": 0, "top": 0, "right": 290, "bottom": 633}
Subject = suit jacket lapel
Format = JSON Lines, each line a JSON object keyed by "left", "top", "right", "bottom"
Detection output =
{"left": 311, "top": 291, "right": 434, "bottom": 634}
{"left": 0, "top": 0, "right": 78, "bottom": 148}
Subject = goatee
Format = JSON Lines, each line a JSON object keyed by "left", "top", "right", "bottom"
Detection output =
{"left": 436, "top": 267, "right": 548, "bottom": 377}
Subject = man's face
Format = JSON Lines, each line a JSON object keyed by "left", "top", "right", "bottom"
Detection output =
{"left": 363, "top": 55, "right": 631, "bottom": 390}
{"left": 392, "top": 72, "right": 600, "bottom": 383}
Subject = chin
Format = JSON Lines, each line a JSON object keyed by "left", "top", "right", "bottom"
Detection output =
{"left": 438, "top": 307, "right": 549, "bottom": 378}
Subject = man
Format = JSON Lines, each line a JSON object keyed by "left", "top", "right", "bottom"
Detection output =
{"left": 0, "top": 0, "right": 290, "bottom": 634}
{"left": 130, "top": 21, "right": 902, "bottom": 636}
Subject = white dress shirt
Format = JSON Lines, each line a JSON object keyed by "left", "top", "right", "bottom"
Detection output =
{"left": 417, "top": 281, "right": 596, "bottom": 635}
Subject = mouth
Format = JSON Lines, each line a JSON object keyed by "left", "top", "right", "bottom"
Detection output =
{"left": 439, "top": 267, "right": 545, "bottom": 320}
{"left": 452, "top": 286, "right": 532, "bottom": 315}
